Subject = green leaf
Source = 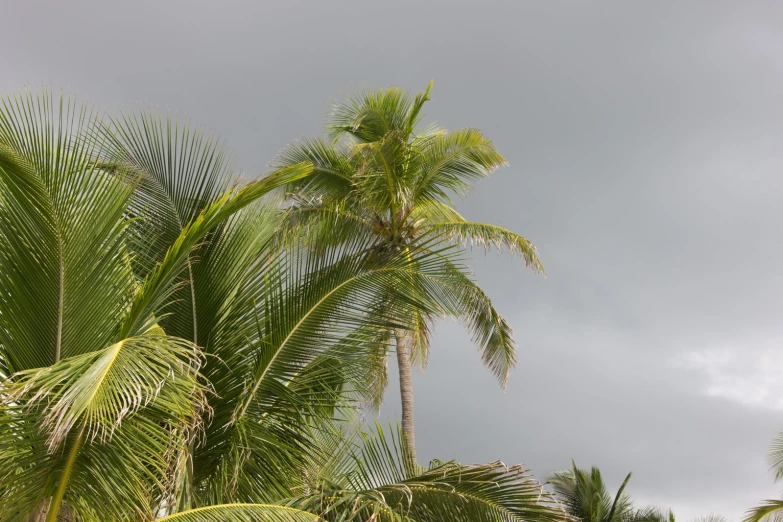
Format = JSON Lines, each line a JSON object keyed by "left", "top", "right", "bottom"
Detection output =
{"left": 158, "top": 504, "right": 321, "bottom": 521}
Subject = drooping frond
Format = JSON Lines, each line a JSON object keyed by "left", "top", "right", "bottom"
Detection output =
{"left": 744, "top": 501, "right": 783, "bottom": 522}
{"left": 0, "top": 334, "right": 206, "bottom": 521}
{"left": 405, "top": 248, "right": 517, "bottom": 387}
{"left": 3, "top": 334, "right": 205, "bottom": 449}
{"left": 429, "top": 221, "right": 545, "bottom": 274}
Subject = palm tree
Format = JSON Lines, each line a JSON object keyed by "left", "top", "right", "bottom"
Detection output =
{"left": 744, "top": 430, "right": 783, "bottom": 522}
{"left": 0, "top": 89, "right": 565, "bottom": 522}
{"left": 548, "top": 462, "right": 635, "bottom": 522}
{"left": 549, "top": 463, "right": 727, "bottom": 522}
{"left": 275, "top": 82, "right": 544, "bottom": 460}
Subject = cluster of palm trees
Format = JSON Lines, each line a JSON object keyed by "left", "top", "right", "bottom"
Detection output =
{"left": 0, "top": 83, "right": 780, "bottom": 522}
{"left": 0, "top": 84, "right": 555, "bottom": 521}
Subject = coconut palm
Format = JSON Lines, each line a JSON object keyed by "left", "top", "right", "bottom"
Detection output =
{"left": 549, "top": 463, "right": 727, "bottom": 522}
{"left": 547, "top": 462, "right": 635, "bottom": 522}
{"left": 275, "top": 82, "right": 544, "bottom": 460}
{"left": 0, "top": 89, "right": 565, "bottom": 522}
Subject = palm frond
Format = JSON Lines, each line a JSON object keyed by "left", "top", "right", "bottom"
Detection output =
{"left": 428, "top": 221, "right": 545, "bottom": 274}
{"left": 0, "top": 334, "right": 205, "bottom": 521}
{"left": 328, "top": 85, "right": 428, "bottom": 144}
{"left": 404, "top": 249, "right": 516, "bottom": 387}
{"left": 630, "top": 506, "right": 673, "bottom": 522}
{"left": 158, "top": 504, "right": 320, "bottom": 521}
{"left": 274, "top": 138, "right": 354, "bottom": 203}
{"left": 745, "top": 501, "right": 783, "bottom": 522}
{"left": 0, "top": 89, "right": 136, "bottom": 372}
{"left": 290, "top": 423, "right": 566, "bottom": 522}
{"left": 547, "top": 462, "right": 634, "bottom": 522}
{"left": 414, "top": 127, "right": 507, "bottom": 202}
{"left": 99, "top": 110, "right": 237, "bottom": 275}
{"left": 118, "top": 162, "right": 311, "bottom": 338}
{"left": 769, "top": 430, "right": 783, "bottom": 482}
{"left": 190, "top": 232, "right": 468, "bottom": 504}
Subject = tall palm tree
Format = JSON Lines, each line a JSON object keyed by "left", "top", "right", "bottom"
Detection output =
{"left": 548, "top": 462, "right": 635, "bottom": 522}
{"left": 275, "top": 82, "right": 544, "bottom": 460}
{"left": 0, "top": 89, "right": 565, "bottom": 522}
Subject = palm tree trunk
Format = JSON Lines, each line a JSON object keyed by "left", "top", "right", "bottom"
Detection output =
{"left": 395, "top": 332, "right": 416, "bottom": 462}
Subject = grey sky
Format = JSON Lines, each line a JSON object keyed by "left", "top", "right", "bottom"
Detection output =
{"left": 3, "top": 1, "right": 782, "bottom": 519}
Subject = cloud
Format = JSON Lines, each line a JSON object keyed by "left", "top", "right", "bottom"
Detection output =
{"left": 675, "top": 344, "right": 783, "bottom": 410}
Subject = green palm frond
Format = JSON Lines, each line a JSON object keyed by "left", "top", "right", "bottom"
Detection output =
{"left": 631, "top": 506, "right": 674, "bottom": 522}
{"left": 414, "top": 127, "right": 507, "bottom": 202}
{"left": 99, "top": 110, "right": 237, "bottom": 275}
{"left": 429, "top": 221, "right": 545, "bottom": 274}
{"left": 407, "top": 309, "right": 432, "bottom": 370}
{"left": 275, "top": 138, "right": 354, "bottom": 203}
{"left": 769, "top": 430, "right": 783, "bottom": 482}
{"left": 407, "top": 251, "right": 516, "bottom": 387}
{"left": 118, "top": 161, "right": 311, "bottom": 339}
{"left": 744, "top": 501, "right": 783, "bottom": 522}
{"left": 548, "top": 462, "right": 633, "bottom": 522}
{"left": 0, "top": 334, "right": 205, "bottom": 521}
{"left": 290, "top": 423, "right": 566, "bottom": 522}
{"left": 158, "top": 504, "right": 321, "bottom": 521}
{"left": 192, "top": 234, "right": 461, "bottom": 504}
{"left": 328, "top": 83, "right": 432, "bottom": 144}
{"left": 407, "top": 197, "right": 466, "bottom": 225}
{"left": 0, "top": 90, "right": 137, "bottom": 373}
{"left": 3, "top": 334, "right": 204, "bottom": 449}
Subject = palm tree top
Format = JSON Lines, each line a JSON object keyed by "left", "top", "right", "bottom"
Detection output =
{"left": 277, "top": 81, "right": 544, "bottom": 272}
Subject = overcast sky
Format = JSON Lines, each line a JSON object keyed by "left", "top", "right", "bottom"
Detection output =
{"left": 3, "top": 1, "right": 782, "bottom": 519}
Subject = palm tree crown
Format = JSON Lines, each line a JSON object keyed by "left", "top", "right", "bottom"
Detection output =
{"left": 548, "top": 462, "right": 635, "bottom": 522}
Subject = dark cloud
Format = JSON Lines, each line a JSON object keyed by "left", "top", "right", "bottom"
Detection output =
{"left": 3, "top": 1, "right": 782, "bottom": 518}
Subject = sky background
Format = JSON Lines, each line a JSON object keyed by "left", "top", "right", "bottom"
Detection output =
{"left": 3, "top": 1, "right": 782, "bottom": 518}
